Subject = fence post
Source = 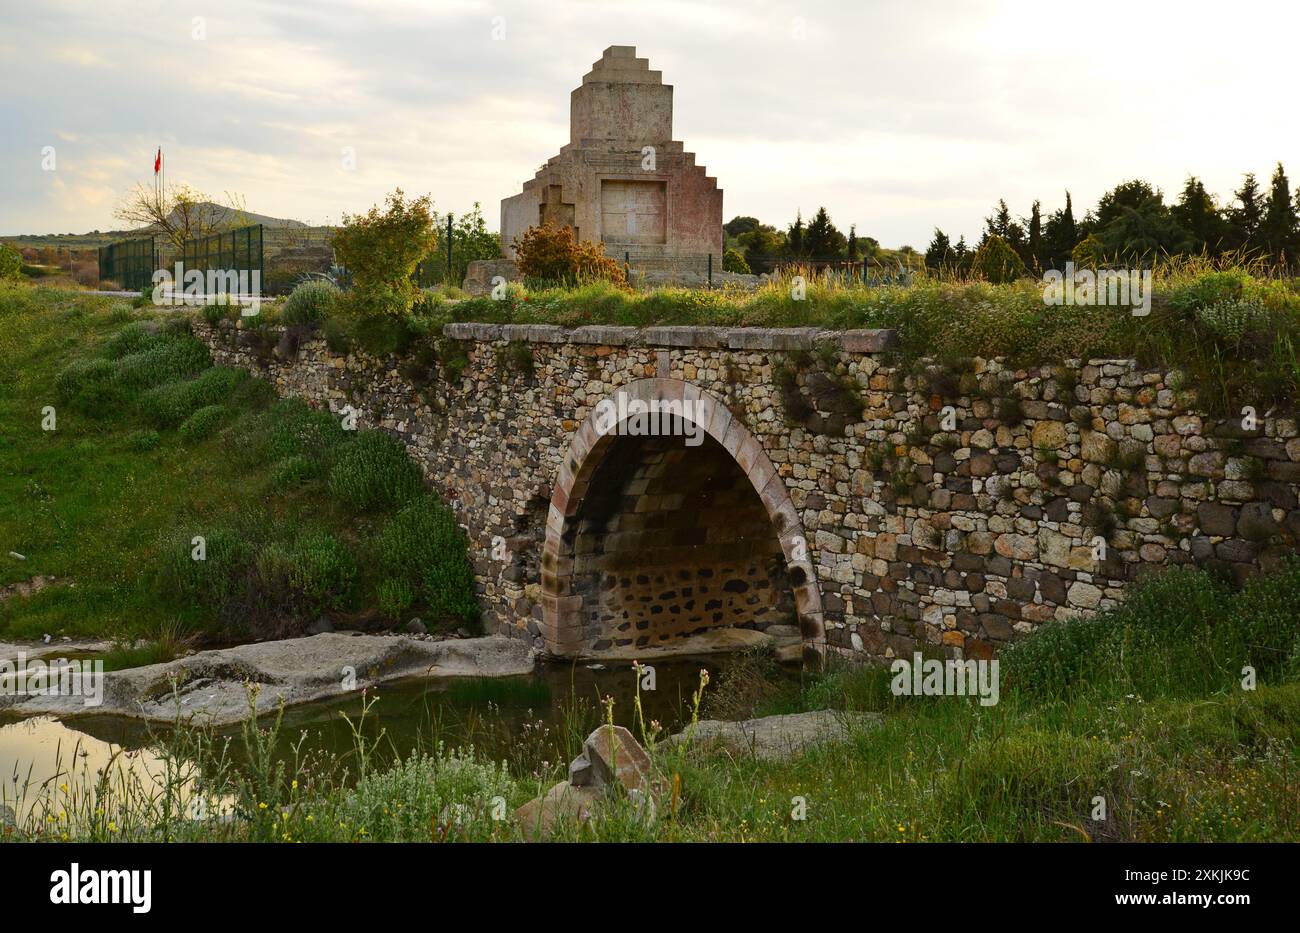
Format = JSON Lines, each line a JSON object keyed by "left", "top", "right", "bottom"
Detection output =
{"left": 707, "top": 253, "right": 712, "bottom": 287}
{"left": 446, "top": 214, "right": 453, "bottom": 286}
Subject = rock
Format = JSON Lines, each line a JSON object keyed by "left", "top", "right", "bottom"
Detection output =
{"left": 518, "top": 725, "right": 662, "bottom": 839}
{"left": 305, "top": 616, "right": 334, "bottom": 635}
{"left": 514, "top": 781, "right": 601, "bottom": 840}
{"left": 669, "top": 709, "right": 880, "bottom": 761}
{"left": 583, "top": 725, "right": 655, "bottom": 795}
{"left": 404, "top": 618, "right": 428, "bottom": 635}
{"left": 1237, "top": 502, "right": 1278, "bottom": 541}
{"left": 1081, "top": 431, "right": 1115, "bottom": 463}
{"left": 1197, "top": 502, "right": 1238, "bottom": 537}
{"left": 462, "top": 259, "right": 520, "bottom": 297}
{"left": 994, "top": 533, "right": 1037, "bottom": 562}
{"left": 775, "top": 642, "right": 803, "bottom": 664}
{"left": 0, "top": 633, "right": 537, "bottom": 726}
{"left": 1031, "top": 420, "right": 1068, "bottom": 450}
{"left": 0, "top": 804, "right": 16, "bottom": 832}
{"left": 1067, "top": 581, "right": 1104, "bottom": 609}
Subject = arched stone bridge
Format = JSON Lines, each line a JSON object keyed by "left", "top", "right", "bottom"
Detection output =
{"left": 199, "top": 320, "right": 1300, "bottom": 669}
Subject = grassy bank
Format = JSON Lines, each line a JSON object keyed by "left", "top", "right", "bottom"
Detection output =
{"left": 6, "top": 561, "right": 1299, "bottom": 843}
{"left": 0, "top": 285, "right": 476, "bottom": 648}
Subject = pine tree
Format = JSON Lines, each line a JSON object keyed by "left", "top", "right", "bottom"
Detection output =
{"left": 1042, "top": 192, "right": 1077, "bottom": 269}
{"left": 1172, "top": 176, "right": 1226, "bottom": 256}
{"left": 1228, "top": 173, "right": 1264, "bottom": 254}
{"left": 982, "top": 200, "right": 1027, "bottom": 256}
{"left": 924, "top": 228, "right": 952, "bottom": 270}
{"left": 786, "top": 211, "right": 806, "bottom": 259}
{"left": 952, "top": 236, "right": 971, "bottom": 275}
{"left": 847, "top": 225, "right": 860, "bottom": 263}
{"left": 1027, "top": 200, "right": 1043, "bottom": 270}
{"left": 803, "top": 207, "right": 846, "bottom": 261}
{"left": 1260, "top": 163, "right": 1300, "bottom": 267}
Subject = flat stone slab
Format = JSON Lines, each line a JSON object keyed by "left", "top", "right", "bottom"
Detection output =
{"left": 0, "top": 633, "right": 536, "bottom": 727}
{"left": 668, "top": 709, "right": 881, "bottom": 760}
{"left": 582, "top": 626, "right": 772, "bottom": 662}
{"left": 0, "top": 638, "right": 115, "bottom": 665}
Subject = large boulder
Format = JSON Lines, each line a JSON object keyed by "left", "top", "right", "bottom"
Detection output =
{"left": 669, "top": 709, "right": 880, "bottom": 761}
{"left": 462, "top": 259, "right": 519, "bottom": 297}
{"left": 514, "top": 724, "right": 662, "bottom": 839}
{"left": 514, "top": 781, "right": 602, "bottom": 841}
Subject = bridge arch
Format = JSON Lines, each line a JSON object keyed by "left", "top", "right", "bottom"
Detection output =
{"left": 540, "top": 377, "right": 825, "bottom": 668}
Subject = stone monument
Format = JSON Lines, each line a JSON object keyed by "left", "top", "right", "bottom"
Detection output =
{"left": 499, "top": 46, "right": 723, "bottom": 269}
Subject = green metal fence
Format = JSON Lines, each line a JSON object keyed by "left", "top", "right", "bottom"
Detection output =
{"left": 97, "top": 237, "right": 155, "bottom": 291}
{"left": 168, "top": 225, "right": 264, "bottom": 294}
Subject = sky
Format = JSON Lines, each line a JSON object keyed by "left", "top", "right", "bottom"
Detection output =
{"left": 2, "top": 0, "right": 1297, "bottom": 247}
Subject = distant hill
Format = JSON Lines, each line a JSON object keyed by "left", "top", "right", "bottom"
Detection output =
{"left": 157, "top": 202, "right": 309, "bottom": 232}
{"left": 3, "top": 204, "right": 311, "bottom": 249}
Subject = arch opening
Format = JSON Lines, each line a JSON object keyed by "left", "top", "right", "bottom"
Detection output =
{"left": 541, "top": 379, "right": 825, "bottom": 667}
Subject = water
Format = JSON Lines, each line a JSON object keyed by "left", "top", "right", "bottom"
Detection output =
{"left": 0, "top": 656, "right": 745, "bottom": 820}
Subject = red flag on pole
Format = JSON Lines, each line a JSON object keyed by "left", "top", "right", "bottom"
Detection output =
{"left": 154, "top": 148, "right": 162, "bottom": 174}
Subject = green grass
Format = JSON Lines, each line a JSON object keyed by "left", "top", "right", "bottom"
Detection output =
{"left": 5, "top": 561, "right": 1299, "bottom": 842}
{"left": 0, "top": 285, "right": 477, "bottom": 645}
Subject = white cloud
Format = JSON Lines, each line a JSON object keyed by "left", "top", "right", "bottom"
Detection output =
{"left": 1, "top": 0, "right": 1297, "bottom": 246}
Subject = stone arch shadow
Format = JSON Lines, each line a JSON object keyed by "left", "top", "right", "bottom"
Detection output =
{"left": 540, "top": 377, "right": 825, "bottom": 668}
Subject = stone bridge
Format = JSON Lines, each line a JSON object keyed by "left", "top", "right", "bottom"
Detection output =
{"left": 198, "top": 320, "right": 1300, "bottom": 669}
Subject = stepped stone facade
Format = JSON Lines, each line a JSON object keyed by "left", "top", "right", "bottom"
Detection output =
{"left": 499, "top": 46, "right": 723, "bottom": 265}
{"left": 195, "top": 319, "right": 1300, "bottom": 669}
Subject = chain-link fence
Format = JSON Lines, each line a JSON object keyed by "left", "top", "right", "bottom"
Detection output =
{"left": 97, "top": 237, "right": 156, "bottom": 291}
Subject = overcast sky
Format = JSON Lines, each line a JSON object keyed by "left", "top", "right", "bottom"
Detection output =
{"left": 2, "top": 0, "right": 1297, "bottom": 246}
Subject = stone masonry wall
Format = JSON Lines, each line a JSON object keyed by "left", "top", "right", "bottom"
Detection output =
{"left": 195, "top": 318, "right": 1300, "bottom": 663}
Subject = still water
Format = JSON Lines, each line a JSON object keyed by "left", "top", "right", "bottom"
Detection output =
{"left": 0, "top": 657, "right": 749, "bottom": 819}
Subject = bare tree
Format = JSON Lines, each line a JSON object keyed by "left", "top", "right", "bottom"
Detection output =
{"left": 113, "top": 182, "right": 238, "bottom": 249}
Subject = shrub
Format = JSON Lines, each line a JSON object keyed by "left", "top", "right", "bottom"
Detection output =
{"left": 376, "top": 494, "right": 479, "bottom": 627}
{"left": 281, "top": 279, "right": 341, "bottom": 325}
{"left": 325, "top": 750, "right": 515, "bottom": 841}
{"left": 332, "top": 189, "right": 438, "bottom": 315}
{"left": 232, "top": 398, "right": 349, "bottom": 470}
{"left": 999, "top": 564, "right": 1276, "bottom": 700}
{"left": 0, "top": 243, "right": 21, "bottom": 281}
{"left": 112, "top": 338, "right": 212, "bottom": 393}
{"left": 178, "top": 404, "right": 228, "bottom": 443}
{"left": 54, "top": 358, "right": 119, "bottom": 414}
{"left": 327, "top": 430, "right": 423, "bottom": 511}
{"left": 972, "top": 235, "right": 1027, "bottom": 284}
{"left": 100, "top": 322, "right": 159, "bottom": 359}
{"left": 513, "top": 224, "right": 627, "bottom": 287}
{"left": 126, "top": 429, "right": 162, "bottom": 451}
{"left": 377, "top": 577, "right": 415, "bottom": 618}
{"left": 158, "top": 527, "right": 253, "bottom": 611}
{"left": 436, "top": 338, "right": 470, "bottom": 382}
{"left": 253, "top": 530, "right": 357, "bottom": 619}
{"left": 55, "top": 333, "right": 212, "bottom": 416}
{"left": 271, "top": 454, "right": 324, "bottom": 490}
{"left": 495, "top": 340, "right": 534, "bottom": 378}
{"left": 722, "top": 248, "right": 751, "bottom": 274}
{"left": 1168, "top": 270, "right": 1249, "bottom": 314}
{"left": 139, "top": 366, "right": 245, "bottom": 428}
